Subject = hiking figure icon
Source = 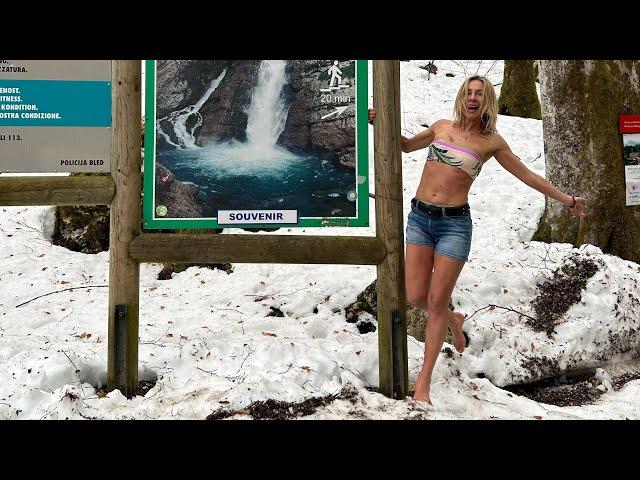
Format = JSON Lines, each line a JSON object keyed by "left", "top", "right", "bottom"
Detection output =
{"left": 320, "top": 61, "right": 351, "bottom": 92}
{"left": 328, "top": 60, "right": 342, "bottom": 87}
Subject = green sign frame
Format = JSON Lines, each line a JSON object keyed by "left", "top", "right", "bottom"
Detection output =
{"left": 143, "top": 60, "right": 368, "bottom": 229}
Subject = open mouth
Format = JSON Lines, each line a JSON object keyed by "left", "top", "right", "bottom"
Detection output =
{"left": 467, "top": 104, "right": 480, "bottom": 112}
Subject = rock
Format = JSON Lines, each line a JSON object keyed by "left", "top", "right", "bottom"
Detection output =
{"left": 309, "top": 117, "right": 356, "bottom": 168}
{"left": 52, "top": 204, "right": 110, "bottom": 254}
{"left": 156, "top": 60, "right": 229, "bottom": 119}
{"left": 155, "top": 164, "right": 204, "bottom": 218}
{"left": 279, "top": 60, "right": 357, "bottom": 169}
{"left": 267, "top": 306, "right": 285, "bottom": 317}
{"left": 406, "top": 306, "right": 428, "bottom": 341}
{"left": 345, "top": 280, "right": 376, "bottom": 321}
{"left": 345, "top": 279, "right": 455, "bottom": 342}
{"left": 242, "top": 227, "right": 280, "bottom": 233}
{"left": 197, "top": 60, "right": 262, "bottom": 144}
{"left": 356, "top": 319, "right": 376, "bottom": 334}
{"left": 158, "top": 262, "right": 233, "bottom": 281}
{"left": 155, "top": 60, "right": 260, "bottom": 146}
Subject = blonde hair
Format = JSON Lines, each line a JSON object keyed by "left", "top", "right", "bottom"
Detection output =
{"left": 453, "top": 75, "right": 498, "bottom": 135}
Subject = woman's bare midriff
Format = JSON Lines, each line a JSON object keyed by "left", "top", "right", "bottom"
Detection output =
{"left": 415, "top": 161, "right": 473, "bottom": 206}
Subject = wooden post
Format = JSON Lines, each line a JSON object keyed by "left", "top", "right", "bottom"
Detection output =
{"left": 373, "top": 60, "right": 408, "bottom": 399}
{"left": 107, "top": 60, "right": 141, "bottom": 397}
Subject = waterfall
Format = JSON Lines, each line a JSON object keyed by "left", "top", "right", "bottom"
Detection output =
{"left": 162, "top": 61, "right": 299, "bottom": 179}
{"left": 158, "top": 68, "right": 227, "bottom": 149}
{"left": 245, "top": 60, "right": 289, "bottom": 150}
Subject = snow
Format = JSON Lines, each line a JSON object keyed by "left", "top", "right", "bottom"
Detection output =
{"left": 1, "top": 60, "right": 639, "bottom": 420}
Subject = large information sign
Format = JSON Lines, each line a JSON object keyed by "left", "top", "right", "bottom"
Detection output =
{"left": 143, "top": 60, "right": 368, "bottom": 229}
{"left": 0, "top": 60, "right": 112, "bottom": 173}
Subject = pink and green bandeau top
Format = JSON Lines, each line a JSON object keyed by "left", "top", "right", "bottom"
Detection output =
{"left": 426, "top": 138, "right": 484, "bottom": 180}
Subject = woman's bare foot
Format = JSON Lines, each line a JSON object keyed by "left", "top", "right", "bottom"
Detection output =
{"left": 412, "top": 389, "right": 432, "bottom": 404}
{"left": 449, "top": 312, "right": 466, "bottom": 353}
{"left": 412, "top": 371, "right": 433, "bottom": 404}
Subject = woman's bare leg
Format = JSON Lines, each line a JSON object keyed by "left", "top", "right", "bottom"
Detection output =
{"left": 405, "top": 243, "right": 434, "bottom": 311}
{"left": 405, "top": 245, "right": 467, "bottom": 354}
{"left": 413, "top": 254, "right": 466, "bottom": 404}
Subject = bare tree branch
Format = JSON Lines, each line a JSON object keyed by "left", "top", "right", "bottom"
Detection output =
{"left": 465, "top": 304, "right": 537, "bottom": 323}
{"left": 15, "top": 285, "right": 109, "bottom": 308}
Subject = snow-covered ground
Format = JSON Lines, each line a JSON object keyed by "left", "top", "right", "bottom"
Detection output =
{"left": 1, "top": 60, "right": 639, "bottom": 420}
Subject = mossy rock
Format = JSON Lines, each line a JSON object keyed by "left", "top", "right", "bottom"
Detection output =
{"left": 52, "top": 204, "right": 110, "bottom": 254}
{"left": 346, "top": 279, "right": 455, "bottom": 342}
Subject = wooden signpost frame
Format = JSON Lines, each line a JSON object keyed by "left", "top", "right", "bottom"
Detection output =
{"left": 0, "top": 60, "right": 408, "bottom": 400}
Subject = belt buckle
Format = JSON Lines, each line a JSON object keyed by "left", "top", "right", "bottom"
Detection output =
{"left": 427, "top": 208, "right": 439, "bottom": 219}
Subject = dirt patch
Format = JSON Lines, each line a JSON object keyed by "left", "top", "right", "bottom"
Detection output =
{"left": 596, "top": 285, "right": 640, "bottom": 361}
{"left": 207, "top": 386, "right": 357, "bottom": 420}
{"left": 442, "top": 347, "right": 455, "bottom": 358}
{"left": 612, "top": 372, "right": 640, "bottom": 390}
{"left": 505, "top": 370, "right": 603, "bottom": 407}
{"left": 597, "top": 327, "right": 640, "bottom": 361}
{"left": 530, "top": 255, "right": 600, "bottom": 336}
{"left": 520, "top": 355, "right": 561, "bottom": 379}
{"left": 504, "top": 368, "right": 640, "bottom": 407}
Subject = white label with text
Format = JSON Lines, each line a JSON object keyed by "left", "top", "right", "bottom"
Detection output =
{"left": 217, "top": 210, "right": 298, "bottom": 224}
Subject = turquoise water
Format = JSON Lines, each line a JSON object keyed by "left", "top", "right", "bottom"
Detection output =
{"left": 157, "top": 141, "right": 356, "bottom": 218}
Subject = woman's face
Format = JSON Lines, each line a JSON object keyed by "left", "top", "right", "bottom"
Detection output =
{"left": 463, "top": 79, "right": 484, "bottom": 121}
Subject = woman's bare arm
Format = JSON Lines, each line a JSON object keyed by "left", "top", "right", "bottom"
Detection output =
{"left": 400, "top": 122, "right": 441, "bottom": 153}
{"left": 369, "top": 109, "right": 442, "bottom": 153}
{"left": 492, "top": 134, "right": 586, "bottom": 216}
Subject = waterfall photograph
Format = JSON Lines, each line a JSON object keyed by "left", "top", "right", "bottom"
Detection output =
{"left": 144, "top": 60, "right": 368, "bottom": 228}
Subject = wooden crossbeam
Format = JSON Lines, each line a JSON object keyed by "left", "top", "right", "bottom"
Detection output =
{"left": 129, "top": 233, "right": 387, "bottom": 265}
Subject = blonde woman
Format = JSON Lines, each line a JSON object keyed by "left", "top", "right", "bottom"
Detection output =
{"left": 369, "top": 75, "right": 586, "bottom": 404}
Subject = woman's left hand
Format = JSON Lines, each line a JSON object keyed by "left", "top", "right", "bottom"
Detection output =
{"left": 568, "top": 196, "right": 586, "bottom": 216}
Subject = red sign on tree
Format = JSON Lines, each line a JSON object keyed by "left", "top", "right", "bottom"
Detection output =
{"left": 620, "top": 115, "right": 640, "bottom": 133}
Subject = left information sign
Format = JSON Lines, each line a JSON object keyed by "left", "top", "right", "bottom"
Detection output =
{"left": 0, "top": 60, "right": 112, "bottom": 173}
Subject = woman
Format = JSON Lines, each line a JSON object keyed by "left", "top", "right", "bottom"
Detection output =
{"left": 369, "top": 75, "right": 586, "bottom": 404}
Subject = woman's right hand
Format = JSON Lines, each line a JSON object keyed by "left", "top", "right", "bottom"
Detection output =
{"left": 567, "top": 196, "right": 587, "bottom": 216}
{"left": 368, "top": 108, "right": 376, "bottom": 124}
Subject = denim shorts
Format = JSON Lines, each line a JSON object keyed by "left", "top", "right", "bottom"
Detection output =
{"left": 405, "top": 201, "right": 473, "bottom": 262}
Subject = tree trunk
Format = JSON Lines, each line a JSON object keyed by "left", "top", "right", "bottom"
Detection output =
{"left": 498, "top": 60, "right": 542, "bottom": 119}
{"left": 532, "top": 61, "right": 640, "bottom": 263}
